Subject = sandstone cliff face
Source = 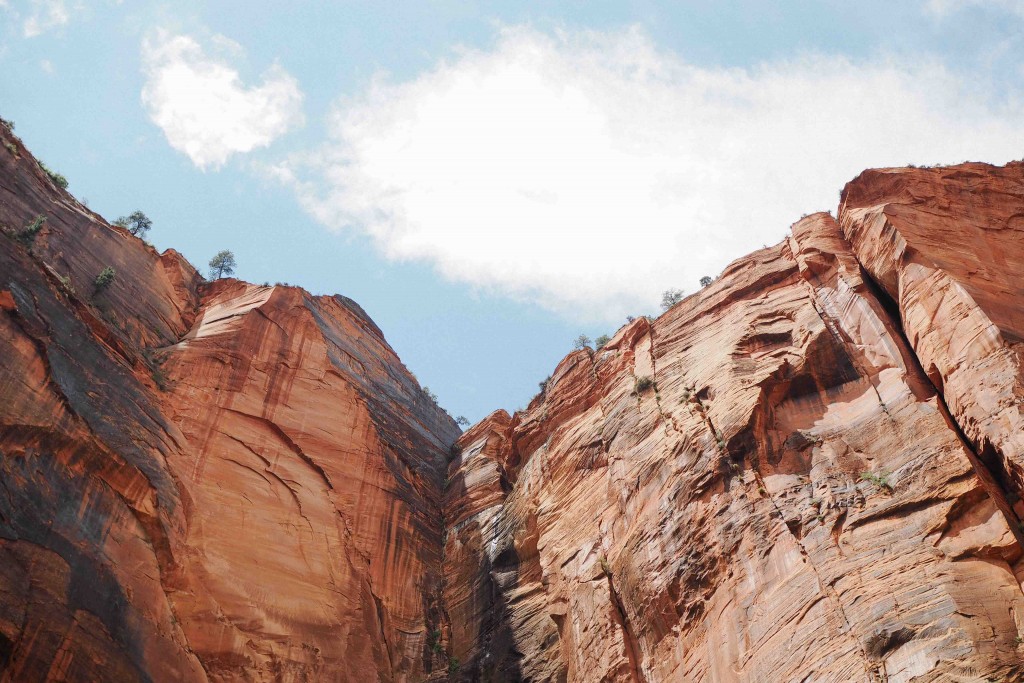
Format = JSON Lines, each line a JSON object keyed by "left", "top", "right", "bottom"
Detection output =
{"left": 2, "top": 116, "right": 1024, "bottom": 683}
{"left": 0, "top": 124, "right": 459, "bottom": 682}
{"left": 443, "top": 171, "right": 1024, "bottom": 681}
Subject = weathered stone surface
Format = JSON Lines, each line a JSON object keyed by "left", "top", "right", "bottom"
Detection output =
{"left": 159, "top": 279, "right": 459, "bottom": 681}
{"left": 3, "top": 115, "right": 1024, "bottom": 683}
{"left": 840, "top": 163, "right": 1024, "bottom": 519}
{"left": 444, "top": 211, "right": 1024, "bottom": 681}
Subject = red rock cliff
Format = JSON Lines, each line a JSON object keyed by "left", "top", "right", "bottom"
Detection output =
{"left": 442, "top": 167, "right": 1024, "bottom": 681}
{"left": 2, "top": 117, "right": 1024, "bottom": 683}
{"left": 0, "top": 124, "right": 459, "bottom": 682}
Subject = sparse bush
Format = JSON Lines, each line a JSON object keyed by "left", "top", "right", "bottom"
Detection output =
{"left": 38, "top": 161, "right": 68, "bottom": 189}
{"left": 573, "top": 334, "right": 592, "bottom": 350}
{"left": 17, "top": 215, "right": 45, "bottom": 245}
{"left": 114, "top": 210, "right": 152, "bottom": 238}
{"left": 208, "top": 250, "right": 236, "bottom": 279}
{"left": 4, "top": 142, "right": 16, "bottom": 155}
{"left": 595, "top": 334, "right": 611, "bottom": 349}
{"left": 423, "top": 386, "right": 439, "bottom": 403}
{"left": 699, "top": 276, "right": 713, "bottom": 288}
{"left": 538, "top": 375, "right": 551, "bottom": 394}
{"left": 0, "top": 118, "right": 13, "bottom": 131}
{"left": 57, "top": 274, "right": 75, "bottom": 294}
{"left": 94, "top": 266, "right": 116, "bottom": 292}
{"left": 661, "top": 288, "right": 684, "bottom": 310}
{"left": 626, "top": 315, "right": 636, "bottom": 323}
{"left": 428, "top": 629, "right": 442, "bottom": 654}
{"left": 448, "top": 657, "right": 460, "bottom": 675}
{"left": 860, "top": 471, "right": 893, "bottom": 493}
{"left": 634, "top": 376, "right": 655, "bottom": 394}
{"left": 455, "top": 415, "right": 470, "bottom": 427}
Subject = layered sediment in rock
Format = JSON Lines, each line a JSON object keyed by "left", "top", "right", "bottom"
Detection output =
{"left": 2, "top": 116, "right": 1024, "bottom": 682}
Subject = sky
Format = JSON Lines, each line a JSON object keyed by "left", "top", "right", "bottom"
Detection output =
{"left": 1, "top": 1, "right": 1022, "bottom": 423}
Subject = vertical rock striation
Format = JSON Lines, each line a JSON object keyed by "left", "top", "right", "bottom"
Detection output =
{"left": 0, "top": 124, "right": 459, "bottom": 682}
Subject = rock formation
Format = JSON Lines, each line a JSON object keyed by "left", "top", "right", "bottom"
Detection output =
{"left": 0, "top": 125, "right": 459, "bottom": 682}
{"left": 1, "top": 119, "right": 1024, "bottom": 682}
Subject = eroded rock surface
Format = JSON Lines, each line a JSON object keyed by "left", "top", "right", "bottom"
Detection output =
{"left": 0, "top": 124, "right": 458, "bottom": 682}
{"left": 443, "top": 205, "right": 1024, "bottom": 681}
{"left": 2, "top": 117, "right": 1024, "bottom": 683}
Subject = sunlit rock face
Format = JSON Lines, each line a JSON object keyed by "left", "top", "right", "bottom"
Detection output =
{"left": 2, "top": 116, "right": 1024, "bottom": 683}
{"left": 0, "top": 125, "right": 459, "bottom": 682}
{"left": 443, "top": 169, "right": 1024, "bottom": 682}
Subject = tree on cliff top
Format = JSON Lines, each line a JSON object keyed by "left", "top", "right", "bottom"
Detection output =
{"left": 573, "top": 334, "right": 592, "bottom": 350}
{"left": 208, "top": 250, "right": 236, "bottom": 279}
{"left": 115, "top": 210, "right": 152, "bottom": 238}
{"left": 661, "top": 288, "right": 684, "bottom": 310}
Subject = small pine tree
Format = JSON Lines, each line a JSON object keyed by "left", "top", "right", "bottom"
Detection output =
{"left": 455, "top": 416, "right": 470, "bottom": 427}
{"left": 208, "top": 250, "right": 236, "bottom": 279}
{"left": 699, "top": 276, "right": 714, "bottom": 287}
{"left": 661, "top": 288, "right": 684, "bottom": 310}
{"left": 595, "top": 334, "right": 611, "bottom": 349}
{"left": 115, "top": 210, "right": 152, "bottom": 238}
{"left": 573, "top": 334, "right": 592, "bottom": 350}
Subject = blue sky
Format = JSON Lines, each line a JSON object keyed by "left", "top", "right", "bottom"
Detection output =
{"left": 1, "top": 1, "right": 1022, "bottom": 422}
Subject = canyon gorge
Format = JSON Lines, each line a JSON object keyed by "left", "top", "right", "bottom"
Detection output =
{"left": 1, "top": 120, "right": 1023, "bottom": 682}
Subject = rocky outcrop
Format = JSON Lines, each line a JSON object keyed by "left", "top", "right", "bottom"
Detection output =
{"left": 2, "top": 115, "right": 1024, "bottom": 683}
{"left": 443, "top": 178, "right": 1024, "bottom": 681}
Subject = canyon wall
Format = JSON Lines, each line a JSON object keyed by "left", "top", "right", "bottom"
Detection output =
{"left": 442, "top": 164, "right": 1024, "bottom": 682}
{"left": 0, "top": 124, "right": 459, "bottom": 682}
{"left": 1, "top": 117, "right": 1023, "bottom": 682}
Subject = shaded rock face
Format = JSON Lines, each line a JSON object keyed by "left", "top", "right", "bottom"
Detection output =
{"left": 2, "top": 115, "right": 1024, "bottom": 683}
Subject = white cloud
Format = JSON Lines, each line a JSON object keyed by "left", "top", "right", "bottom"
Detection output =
{"left": 23, "top": 0, "right": 70, "bottom": 37}
{"left": 276, "top": 26, "right": 1024, "bottom": 321}
{"left": 925, "top": 0, "right": 1024, "bottom": 17}
{"left": 40, "top": 58, "right": 53, "bottom": 74}
{"left": 141, "top": 30, "right": 304, "bottom": 170}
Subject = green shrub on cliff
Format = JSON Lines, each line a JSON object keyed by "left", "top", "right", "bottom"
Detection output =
{"left": 94, "top": 266, "right": 116, "bottom": 292}
{"left": 38, "top": 161, "right": 68, "bottom": 189}
{"left": 17, "top": 215, "right": 45, "bottom": 245}
{"left": 634, "top": 376, "right": 655, "bottom": 394}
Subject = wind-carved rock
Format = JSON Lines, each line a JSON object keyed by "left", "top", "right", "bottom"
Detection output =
{"left": 1, "top": 116, "right": 1024, "bottom": 682}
